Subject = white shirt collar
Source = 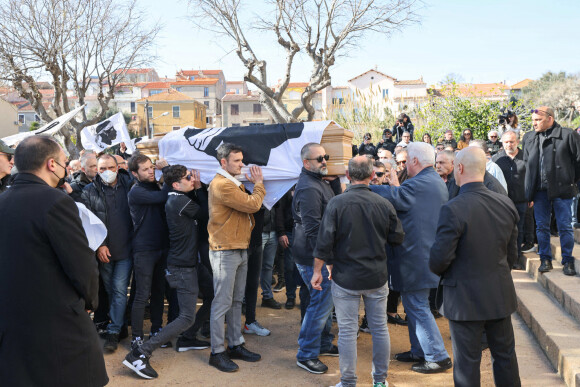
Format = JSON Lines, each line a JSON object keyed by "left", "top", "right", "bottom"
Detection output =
{"left": 217, "top": 168, "right": 242, "bottom": 187}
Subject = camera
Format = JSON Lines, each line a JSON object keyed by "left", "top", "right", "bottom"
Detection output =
{"left": 498, "top": 110, "right": 513, "bottom": 126}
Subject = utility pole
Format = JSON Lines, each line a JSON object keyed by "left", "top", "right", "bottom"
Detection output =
{"left": 145, "top": 99, "right": 151, "bottom": 138}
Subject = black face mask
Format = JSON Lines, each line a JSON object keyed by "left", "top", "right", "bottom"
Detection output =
{"left": 52, "top": 160, "right": 67, "bottom": 188}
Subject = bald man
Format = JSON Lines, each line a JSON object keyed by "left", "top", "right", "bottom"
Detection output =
{"left": 429, "top": 147, "right": 521, "bottom": 387}
{"left": 522, "top": 106, "right": 580, "bottom": 275}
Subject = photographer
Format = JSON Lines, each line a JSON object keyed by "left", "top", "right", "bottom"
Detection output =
{"left": 358, "top": 132, "right": 377, "bottom": 157}
{"left": 498, "top": 110, "right": 520, "bottom": 137}
{"left": 392, "top": 113, "right": 415, "bottom": 142}
{"left": 376, "top": 128, "right": 397, "bottom": 154}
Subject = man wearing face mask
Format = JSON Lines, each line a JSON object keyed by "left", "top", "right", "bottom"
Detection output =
{"left": 0, "top": 136, "right": 108, "bottom": 386}
{"left": 82, "top": 154, "right": 134, "bottom": 352}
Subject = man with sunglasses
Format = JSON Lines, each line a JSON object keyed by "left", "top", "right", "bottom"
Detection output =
{"left": 0, "top": 139, "right": 14, "bottom": 193}
{"left": 522, "top": 106, "right": 580, "bottom": 276}
{"left": 293, "top": 143, "right": 342, "bottom": 374}
{"left": 486, "top": 130, "right": 502, "bottom": 156}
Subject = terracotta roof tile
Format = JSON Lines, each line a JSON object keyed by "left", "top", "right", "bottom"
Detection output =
{"left": 141, "top": 82, "right": 172, "bottom": 89}
{"left": 287, "top": 82, "right": 309, "bottom": 88}
{"left": 348, "top": 69, "right": 396, "bottom": 83}
{"left": 171, "top": 79, "right": 219, "bottom": 86}
{"left": 510, "top": 79, "right": 533, "bottom": 89}
{"left": 136, "top": 89, "right": 195, "bottom": 102}
{"left": 394, "top": 79, "right": 426, "bottom": 86}
{"left": 222, "top": 93, "right": 260, "bottom": 102}
{"left": 113, "top": 68, "right": 156, "bottom": 75}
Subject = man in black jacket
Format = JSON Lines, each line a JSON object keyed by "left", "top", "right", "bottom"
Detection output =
{"left": 82, "top": 154, "right": 134, "bottom": 352}
{"left": 312, "top": 155, "right": 404, "bottom": 387}
{"left": 493, "top": 130, "right": 527, "bottom": 267}
{"left": 523, "top": 106, "right": 580, "bottom": 275}
{"left": 0, "top": 136, "right": 108, "bottom": 387}
{"left": 127, "top": 154, "right": 171, "bottom": 348}
{"left": 430, "top": 147, "right": 520, "bottom": 387}
{"left": 376, "top": 128, "right": 397, "bottom": 154}
{"left": 124, "top": 165, "right": 210, "bottom": 379}
{"left": 70, "top": 152, "right": 97, "bottom": 202}
{"left": 293, "top": 143, "right": 342, "bottom": 374}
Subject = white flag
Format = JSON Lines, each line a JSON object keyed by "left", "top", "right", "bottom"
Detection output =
{"left": 158, "top": 121, "right": 332, "bottom": 209}
{"left": 81, "top": 112, "right": 135, "bottom": 153}
{"left": 2, "top": 104, "right": 86, "bottom": 147}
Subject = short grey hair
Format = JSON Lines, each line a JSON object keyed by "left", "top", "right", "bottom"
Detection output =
{"left": 469, "top": 139, "right": 488, "bottom": 154}
{"left": 501, "top": 129, "right": 519, "bottom": 141}
{"left": 300, "top": 142, "right": 322, "bottom": 160}
{"left": 348, "top": 156, "right": 373, "bottom": 181}
{"left": 80, "top": 152, "right": 96, "bottom": 169}
{"left": 438, "top": 149, "right": 455, "bottom": 161}
{"left": 216, "top": 143, "right": 243, "bottom": 162}
{"left": 407, "top": 142, "right": 435, "bottom": 166}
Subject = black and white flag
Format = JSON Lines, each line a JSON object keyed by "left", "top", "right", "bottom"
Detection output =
{"left": 81, "top": 112, "right": 135, "bottom": 153}
{"left": 158, "top": 121, "right": 333, "bottom": 209}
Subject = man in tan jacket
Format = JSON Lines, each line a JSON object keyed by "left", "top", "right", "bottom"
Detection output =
{"left": 208, "top": 143, "right": 266, "bottom": 372}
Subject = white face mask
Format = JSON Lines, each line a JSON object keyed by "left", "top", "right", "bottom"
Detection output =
{"left": 99, "top": 170, "right": 117, "bottom": 185}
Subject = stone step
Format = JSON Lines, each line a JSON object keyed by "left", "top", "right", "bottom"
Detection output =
{"left": 513, "top": 270, "right": 580, "bottom": 386}
{"left": 549, "top": 236, "right": 580, "bottom": 272}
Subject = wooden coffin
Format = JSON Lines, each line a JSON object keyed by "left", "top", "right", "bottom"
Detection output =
{"left": 136, "top": 121, "right": 354, "bottom": 176}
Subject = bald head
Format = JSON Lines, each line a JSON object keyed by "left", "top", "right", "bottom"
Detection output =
{"left": 454, "top": 147, "right": 486, "bottom": 186}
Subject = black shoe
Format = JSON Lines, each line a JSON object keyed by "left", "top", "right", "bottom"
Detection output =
{"left": 512, "top": 262, "right": 524, "bottom": 270}
{"left": 411, "top": 358, "right": 452, "bottom": 374}
{"left": 209, "top": 352, "right": 239, "bottom": 372}
{"left": 200, "top": 320, "right": 211, "bottom": 339}
{"left": 431, "top": 309, "right": 443, "bottom": 319}
{"left": 285, "top": 298, "right": 295, "bottom": 309}
{"left": 119, "top": 325, "right": 129, "bottom": 341}
{"left": 297, "top": 359, "right": 328, "bottom": 374}
{"left": 261, "top": 297, "right": 282, "bottom": 309}
{"left": 360, "top": 316, "right": 370, "bottom": 333}
{"left": 176, "top": 336, "right": 210, "bottom": 352}
{"left": 227, "top": 344, "right": 261, "bottom": 362}
{"left": 394, "top": 351, "right": 425, "bottom": 363}
{"left": 563, "top": 262, "right": 577, "bottom": 276}
{"left": 95, "top": 321, "right": 109, "bottom": 338}
{"left": 273, "top": 281, "right": 286, "bottom": 293}
{"left": 123, "top": 347, "right": 158, "bottom": 379}
{"left": 104, "top": 333, "right": 119, "bottom": 353}
{"left": 538, "top": 260, "right": 553, "bottom": 273}
{"left": 521, "top": 242, "right": 536, "bottom": 253}
{"left": 388, "top": 314, "right": 408, "bottom": 325}
{"left": 320, "top": 344, "right": 339, "bottom": 357}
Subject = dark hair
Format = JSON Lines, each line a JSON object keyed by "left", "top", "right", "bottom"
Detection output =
{"left": 97, "top": 154, "right": 118, "bottom": 166}
{"left": 128, "top": 153, "right": 151, "bottom": 173}
{"left": 300, "top": 142, "right": 322, "bottom": 160}
{"left": 460, "top": 128, "right": 473, "bottom": 142}
{"left": 163, "top": 165, "right": 188, "bottom": 187}
{"left": 422, "top": 133, "right": 432, "bottom": 144}
{"left": 348, "top": 156, "right": 373, "bottom": 181}
{"left": 15, "top": 136, "right": 61, "bottom": 173}
{"left": 398, "top": 113, "right": 411, "bottom": 123}
{"left": 373, "top": 160, "right": 385, "bottom": 169}
{"left": 216, "top": 143, "right": 244, "bottom": 162}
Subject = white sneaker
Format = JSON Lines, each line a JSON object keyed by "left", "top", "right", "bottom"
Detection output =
{"left": 243, "top": 321, "right": 271, "bottom": 336}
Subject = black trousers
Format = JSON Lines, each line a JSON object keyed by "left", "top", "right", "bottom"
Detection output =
{"left": 387, "top": 289, "right": 401, "bottom": 314}
{"left": 449, "top": 317, "right": 521, "bottom": 387}
{"left": 523, "top": 204, "right": 536, "bottom": 244}
{"left": 244, "top": 241, "right": 263, "bottom": 324}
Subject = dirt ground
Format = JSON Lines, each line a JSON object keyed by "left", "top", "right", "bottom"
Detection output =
{"left": 102, "top": 291, "right": 497, "bottom": 387}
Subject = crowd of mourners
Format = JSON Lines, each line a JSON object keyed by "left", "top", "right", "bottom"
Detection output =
{"left": 1, "top": 106, "right": 580, "bottom": 387}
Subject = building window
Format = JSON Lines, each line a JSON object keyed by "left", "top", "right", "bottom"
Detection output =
{"left": 231, "top": 104, "right": 239, "bottom": 115}
{"left": 18, "top": 114, "right": 25, "bottom": 124}
{"left": 175, "top": 87, "right": 182, "bottom": 92}
{"left": 206, "top": 117, "right": 212, "bottom": 125}
{"left": 249, "top": 122, "right": 264, "bottom": 126}
{"left": 173, "top": 126, "right": 181, "bottom": 131}
{"left": 204, "top": 87, "right": 209, "bottom": 97}
{"left": 172, "top": 106, "right": 180, "bottom": 118}
{"left": 204, "top": 101, "right": 209, "bottom": 108}
{"left": 147, "top": 106, "right": 153, "bottom": 118}
{"left": 383, "top": 89, "right": 389, "bottom": 98}
{"left": 253, "top": 104, "right": 261, "bottom": 115}
{"left": 150, "top": 89, "right": 162, "bottom": 95}
{"left": 232, "top": 123, "right": 241, "bottom": 127}
{"left": 130, "top": 102, "right": 136, "bottom": 113}
{"left": 189, "top": 76, "right": 195, "bottom": 81}
{"left": 34, "top": 114, "right": 40, "bottom": 122}
{"left": 332, "top": 98, "right": 344, "bottom": 104}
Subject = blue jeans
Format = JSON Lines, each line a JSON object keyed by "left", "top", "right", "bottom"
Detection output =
{"left": 296, "top": 263, "right": 334, "bottom": 361}
{"left": 260, "top": 231, "right": 278, "bottom": 299}
{"left": 283, "top": 232, "right": 300, "bottom": 300}
{"left": 572, "top": 194, "right": 579, "bottom": 227}
{"left": 99, "top": 258, "right": 132, "bottom": 334}
{"left": 332, "top": 282, "right": 390, "bottom": 387}
{"left": 401, "top": 288, "right": 449, "bottom": 362}
{"left": 533, "top": 190, "right": 574, "bottom": 264}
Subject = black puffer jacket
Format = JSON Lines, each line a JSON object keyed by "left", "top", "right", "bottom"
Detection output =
{"left": 70, "top": 171, "right": 92, "bottom": 202}
{"left": 522, "top": 122, "right": 580, "bottom": 201}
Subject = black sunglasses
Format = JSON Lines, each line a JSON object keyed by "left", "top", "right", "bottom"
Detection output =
{"left": 306, "top": 154, "right": 330, "bottom": 163}
{"left": 0, "top": 152, "right": 13, "bottom": 161}
{"left": 375, "top": 172, "right": 385, "bottom": 177}
{"left": 183, "top": 174, "right": 192, "bottom": 181}
{"left": 531, "top": 109, "right": 552, "bottom": 117}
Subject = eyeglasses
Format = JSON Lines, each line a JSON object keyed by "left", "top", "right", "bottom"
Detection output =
{"left": 306, "top": 154, "right": 330, "bottom": 163}
{"left": 397, "top": 160, "right": 407, "bottom": 164}
{"left": 531, "top": 109, "right": 553, "bottom": 117}
{"left": 463, "top": 132, "right": 471, "bottom": 136}
{"left": 182, "top": 174, "right": 192, "bottom": 181}
{"left": 490, "top": 136, "right": 497, "bottom": 138}
{"left": 0, "top": 152, "right": 13, "bottom": 161}
{"left": 375, "top": 172, "right": 385, "bottom": 177}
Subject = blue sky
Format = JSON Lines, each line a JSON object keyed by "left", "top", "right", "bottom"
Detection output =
{"left": 142, "top": 0, "right": 580, "bottom": 87}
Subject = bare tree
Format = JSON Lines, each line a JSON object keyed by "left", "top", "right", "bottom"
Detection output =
{"left": 0, "top": 0, "right": 160, "bottom": 154}
{"left": 189, "top": 0, "right": 421, "bottom": 123}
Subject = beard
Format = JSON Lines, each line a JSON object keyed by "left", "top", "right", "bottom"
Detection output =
{"left": 317, "top": 165, "right": 328, "bottom": 175}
